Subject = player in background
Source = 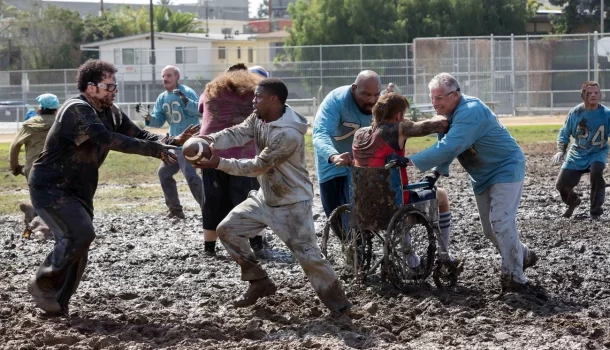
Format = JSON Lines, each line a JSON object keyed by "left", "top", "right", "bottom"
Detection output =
{"left": 552, "top": 81, "right": 610, "bottom": 220}
{"left": 144, "top": 65, "right": 203, "bottom": 219}
{"left": 193, "top": 78, "right": 353, "bottom": 314}
{"left": 313, "top": 70, "right": 381, "bottom": 221}
{"left": 9, "top": 93, "right": 59, "bottom": 237}
{"left": 197, "top": 63, "right": 268, "bottom": 258}
{"left": 408, "top": 72, "right": 538, "bottom": 293}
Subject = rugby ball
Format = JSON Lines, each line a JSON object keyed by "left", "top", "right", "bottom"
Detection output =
{"left": 182, "top": 137, "right": 212, "bottom": 163}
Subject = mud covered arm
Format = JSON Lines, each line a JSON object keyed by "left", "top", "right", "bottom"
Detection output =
{"left": 145, "top": 96, "right": 167, "bottom": 128}
{"left": 400, "top": 116, "right": 449, "bottom": 138}
{"left": 9, "top": 128, "right": 28, "bottom": 169}
{"left": 217, "top": 128, "right": 300, "bottom": 177}
{"left": 209, "top": 113, "right": 256, "bottom": 150}
{"left": 410, "top": 111, "right": 482, "bottom": 174}
{"left": 556, "top": 116, "right": 572, "bottom": 153}
{"left": 312, "top": 96, "right": 342, "bottom": 162}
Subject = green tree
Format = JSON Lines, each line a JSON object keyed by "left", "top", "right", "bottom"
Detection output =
{"left": 257, "top": 0, "right": 269, "bottom": 18}
{"left": 154, "top": 0, "right": 202, "bottom": 33}
{"left": 11, "top": 4, "right": 83, "bottom": 69}
{"left": 549, "top": 0, "right": 598, "bottom": 33}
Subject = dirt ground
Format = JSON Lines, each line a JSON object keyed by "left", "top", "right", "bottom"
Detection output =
{"left": 1, "top": 142, "right": 610, "bottom": 349}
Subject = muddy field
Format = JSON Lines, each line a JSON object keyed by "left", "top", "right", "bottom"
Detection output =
{"left": 1, "top": 144, "right": 610, "bottom": 350}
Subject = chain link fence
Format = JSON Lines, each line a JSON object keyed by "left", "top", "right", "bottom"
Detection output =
{"left": 2, "top": 32, "right": 610, "bottom": 129}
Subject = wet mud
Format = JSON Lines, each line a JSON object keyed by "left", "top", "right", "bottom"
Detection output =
{"left": 1, "top": 148, "right": 610, "bottom": 349}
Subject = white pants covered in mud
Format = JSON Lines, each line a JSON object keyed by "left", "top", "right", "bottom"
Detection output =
{"left": 474, "top": 180, "right": 532, "bottom": 284}
{"left": 216, "top": 192, "right": 351, "bottom": 312}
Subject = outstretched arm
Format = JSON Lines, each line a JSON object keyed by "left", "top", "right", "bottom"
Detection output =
{"left": 400, "top": 115, "right": 449, "bottom": 138}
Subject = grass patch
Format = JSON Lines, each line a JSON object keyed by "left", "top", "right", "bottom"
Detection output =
{"left": 0, "top": 124, "right": 561, "bottom": 215}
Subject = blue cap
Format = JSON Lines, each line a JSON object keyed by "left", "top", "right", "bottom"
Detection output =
{"left": 24, "top": 109, "right": 38, "bottom": 121}
{"left": 248, "top": 66, "right": 269, "bottom": 78}
{"left": 36, "top": 93, "right": 60, "bottom": 109}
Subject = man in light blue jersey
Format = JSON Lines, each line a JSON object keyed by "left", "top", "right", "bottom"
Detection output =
{"left": 145, "top": 65, "right": 203, "bottom": 218}
{"left": 552, "top": 81, "right": 610, "bottom": 220}
{"left": 313, "top": 70, "right": 381, "bottom": 219}
{"left": 409, "top": 73, "right": 538, "bottom": 293}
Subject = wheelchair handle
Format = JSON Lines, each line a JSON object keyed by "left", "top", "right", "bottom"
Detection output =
{"left": 403, "top": 182, "right": 432, "bottom": 190}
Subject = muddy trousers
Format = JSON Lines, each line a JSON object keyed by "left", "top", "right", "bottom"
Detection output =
{"left": 474, "top": 181, "right": 531, "bottom": 284}
{"left": 158, "top": 148, "right": 204, "bottom": 212}
{"left": 216, "top": 192, "right": 352, "bottom": 312}
{"left": 31, "top": 201, "right": 95, "bottom": 309}
{"left": 556, "top": 162, "right": 606, "bottom": 216}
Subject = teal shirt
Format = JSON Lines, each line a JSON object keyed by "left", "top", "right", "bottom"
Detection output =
{"left": 146, "top": 84, "right": 201, "bottom": 136}
{"left": 313, "top": 86, "right": 372, "bottom": 184}
{"left": 558, "top": 103, "right": 610, "bottom": 170}
{"left": 410, "top": 95, "right": 525, "bottom": 195}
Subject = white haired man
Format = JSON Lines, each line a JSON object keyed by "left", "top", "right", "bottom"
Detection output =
{"left": 408, "top": 72, "right": 538, "bottom": 293}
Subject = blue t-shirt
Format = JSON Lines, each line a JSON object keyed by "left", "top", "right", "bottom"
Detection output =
{"left": 410, "top": 95, "right": 525, "bottom": 195}
{"left": 146, "top": 84, "right": 201, "bottom": 136}
{"left": 313, "top": 86, "right": 372, "bottom": 184}
{"left": 558, "top": 103, "right": 610, "bottom": 170}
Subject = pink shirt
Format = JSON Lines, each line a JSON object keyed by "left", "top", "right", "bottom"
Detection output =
{"left": 198, "top": 90, "right": 257, "bottom": 159}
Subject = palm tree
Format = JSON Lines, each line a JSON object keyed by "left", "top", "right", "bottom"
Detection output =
{"left": 154, "top": 0, "right": 201, "bottom": 33}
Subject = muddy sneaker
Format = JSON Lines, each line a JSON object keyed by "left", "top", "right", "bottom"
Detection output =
{"left": 523, "top": 250, "right": 538, "bottom": 271}
{"left": 19, "top": 202, "right": 37, "bottom": 224}
{"left": 203, "top": 249, "right": 216, "bottom": 257}
{"left": 562, "top": 196, "right": 581, "bottom": 218}
{"left": 167, "top": 210, "right": 186, "bottom": 219}
{"left": 233, "top": 277, "right": 277, "bottom": 307}
{"left": 591, "top": 214, "right": 601, "bottom": 220}
{"left": 27, "top": 280, "right": 61, "bottom": 314}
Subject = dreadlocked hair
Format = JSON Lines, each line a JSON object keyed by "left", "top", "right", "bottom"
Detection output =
{"left": 371, "top": 93, "right": 410, "bottom": 129}
{"left": 205, "top": 70, "right": 262, "bottom": 100}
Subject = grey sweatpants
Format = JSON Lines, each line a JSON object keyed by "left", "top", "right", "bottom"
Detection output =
{"left": 475, "top": 180, "right": 531, "bottom": 284}
{"left": 216, "top": 192, "right": 351, "bottom": 312}
{"left": 158, "top": 148, "right": 203, "bottom": 211}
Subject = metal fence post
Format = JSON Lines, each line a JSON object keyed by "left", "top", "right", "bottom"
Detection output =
{"left": 595, "top": 31, "right": 600, "bottom": 83}
{"left": 467, "top": 38, "right": 471, "bottom": 94}
{"left": 360, "top": 43, "right": 363, "bottom": 72}
{"left": 413, "top": 40, "right": 417, "bottom": 103}
{"left": 526, "top": 34, "right": 530, "bottom": 114}
{"left": 490, "top": 34, "right": 494, "bottom": 103}
{"left": 511, "top": 34, "right": 516, "bottom": 115}
{"left": 405, "top": 43, "right": 409, "bottom": 96}
{"left": 319, "top": 45, "right": 323, "bottom": 93}
{"left": 64, "top": 70, "right": 69, "bottom": 100}
{"left": 587, "top": 33, "right": 591, "bottom": 80}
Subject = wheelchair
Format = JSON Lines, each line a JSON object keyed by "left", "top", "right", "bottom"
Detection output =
{"left": 320, "top": 165, "right": 462, "bottom": 290}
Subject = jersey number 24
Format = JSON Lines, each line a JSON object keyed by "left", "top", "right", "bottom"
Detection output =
{"left": 577, "top": 125, "right": 606, "bottom": 149}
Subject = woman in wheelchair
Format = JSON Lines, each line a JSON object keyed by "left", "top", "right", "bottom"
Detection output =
{"left": 351, "top": 93, "right": 458, "bottom": 268}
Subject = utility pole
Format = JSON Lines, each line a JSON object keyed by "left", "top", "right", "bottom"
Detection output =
{"left": 100, "top": 0, "right": 104, "bottom": 15}
{"left": 603, "top": 0, "right": 605, "bottom": 34}
{"left": 149, "top": 0, "right": 156, "bottom": 83}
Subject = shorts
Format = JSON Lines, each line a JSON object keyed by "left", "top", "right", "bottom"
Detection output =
{"left": 201, "top": 168, "right": 260, "bottom": 230}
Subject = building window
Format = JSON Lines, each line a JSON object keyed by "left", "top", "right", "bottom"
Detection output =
{"left": 218, "top": 46, "right": 226, "bottom": 60}
{"left": 122, "top": 48, "right": 135, "bottom": 65}
{"left": 176, "top": 47, "right": 198, "bottom": 64}
{"left": 248, "top": 47, "right": 253, "bottom": 63}
{"left": 114, "top": 49, "right": 122, "bottom": 65}
{"left": 237, "top": 47, "right": 241, "bottom": 59}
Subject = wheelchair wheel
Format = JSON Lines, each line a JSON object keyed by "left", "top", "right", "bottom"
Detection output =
{"left": 321, "top": 204, "right": 374, "bottom": 279}
{"left": 383, "top": 207, "right": 437, "bottom": 290}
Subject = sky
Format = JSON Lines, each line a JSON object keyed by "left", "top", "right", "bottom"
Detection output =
{"left": 41, "top": 0, "right": 266, "bottom": 18}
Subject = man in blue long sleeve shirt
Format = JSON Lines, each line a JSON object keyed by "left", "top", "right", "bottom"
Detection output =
{"left": 409, "top": 73, "right": 538, "bottom": 293}
{"left": 552, "top": 81, "right": 610, "bottom": 220}
{"left": 145, "top": 65, "right": 203, "bottom": 218}
{"left": 312, "top": 70, "right": 381, "bottom": 218}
